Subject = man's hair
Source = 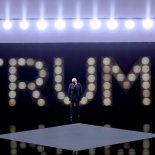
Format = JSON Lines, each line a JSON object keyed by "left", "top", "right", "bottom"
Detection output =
{"left": 72, "top": 78, "right": 77, "bottom": 82}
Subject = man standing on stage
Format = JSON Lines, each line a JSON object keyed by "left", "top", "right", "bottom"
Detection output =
{"left": 68, "top": 78, "right": 83, "bottom": 123}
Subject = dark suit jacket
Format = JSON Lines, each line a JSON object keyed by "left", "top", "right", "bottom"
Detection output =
{"left": 68, "top": 83, "right": 83, "bottom": 102}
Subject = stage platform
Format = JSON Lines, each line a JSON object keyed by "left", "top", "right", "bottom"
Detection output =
{"left": 0, "top": 123, "right": 155, "bottom": 152}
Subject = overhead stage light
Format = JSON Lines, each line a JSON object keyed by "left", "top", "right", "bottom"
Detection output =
{"left": 73, "top": 19, "right": 83, "bottom": 29}
{"left": 36, "top": 19, "right": 48, "bottom": 30}
{"left": 19, "top": 20, "right": 29, "bottom": 30}
{"left": 54, "top": 19, "right": 66, "bottom": 30}
{"left": 125, "top": 19, "right": 135, "bottom": 30}
{"left": 89, "top": 19, "right": 101, "bottom": 30}
{"left": 2, "top": 20, "right": 13, "bottom": 30}
{"left": 1, "top": 18, "right": 155, "bottom": 32}
{"left": 142, "top": 19, "right": 154, "bottom": 29}
{"left": 107, "top": 19, "right": 118, "bottom": 30}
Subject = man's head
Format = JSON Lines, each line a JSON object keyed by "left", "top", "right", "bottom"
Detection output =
{"left": 72, "top": 78, "right": 77, "bottom": 84}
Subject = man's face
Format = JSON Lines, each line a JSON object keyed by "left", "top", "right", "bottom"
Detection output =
{"left": 72, "top": 79, "right": 77, "bottom": 84}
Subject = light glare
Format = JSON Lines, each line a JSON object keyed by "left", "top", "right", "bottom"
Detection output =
{"left": 54, "top": 19, "right": 66, "bottom": 30}
{"left": 73, "top": 19, "right": 83, "bottom": 29}
{"left": 37, "top": 19, "right": 48, "bottom": 30}
{"left": 2, "top": 20, "right": 13, "bottom": 30}
{"left": 125, "top": 19, "right": 135, "bottom": 29}
{"left": 107, "top": 19, "right": 118, "bottom": 30}
{"left": 0, "top": 19, "right": 155, "bottom": 32}
{"left": 89, "top": 19, "right": 101, "bottom": 30}
{"left": 0, "top": 59, "right": 4, "bottom": 66}
{"left": 19, "top": 20, "right": 29, "bottom": 30}
{"left": 142, "top": 19, "right": 154, "bottom": 29}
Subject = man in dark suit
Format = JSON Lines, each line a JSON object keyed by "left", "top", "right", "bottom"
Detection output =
{"left": 68, "top": 78, "right": 83, "bottom": 123}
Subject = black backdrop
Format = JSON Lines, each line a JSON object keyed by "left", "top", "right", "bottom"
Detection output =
{"left": 0, "top": 42, "right": 154, "bottom": 128}
{"left": 1, "top": 43, "right": 155, "bottom": 154}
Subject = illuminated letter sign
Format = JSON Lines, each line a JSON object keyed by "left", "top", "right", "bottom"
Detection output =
{"left": 53, "top": 57, "right": 97, "bottom": 105}
{"left": 8, "top": 58, "right": 48, "bottom": 107}
{"left": 102, "top": 57, "right": 151, "bottom": 106}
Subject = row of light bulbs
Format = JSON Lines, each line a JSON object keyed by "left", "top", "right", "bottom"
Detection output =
{"left": 0, "top": 19, "right": 154, "bottom": 30}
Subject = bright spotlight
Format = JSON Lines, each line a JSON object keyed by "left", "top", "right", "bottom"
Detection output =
{"left": 107, "top": 19, "right": 118, "bottom": 30}
{"left": 89, "top": 19, "right": 101, "bottom": 30}
{"left": 125, "top": 19, "right": 135, "bottom": 29}
{"left": 2, "top": 20, "right": 13, "bottom": 30}
{"left": 54, "top": 19, "right": 66, "bottom": 30}
{"left": 73, "top": 19, "right": 83, "bottom": 29}
{"left": 19, "top": 20, "right": 29, "bottom": 30}
{"left": 37, "top": 19, "right": 48, "bottom": 30}
{"left": 142, "top": 19, "right": 154, "bottom": 29}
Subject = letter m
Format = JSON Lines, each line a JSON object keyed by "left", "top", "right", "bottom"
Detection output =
{"left": 102, "top": 57, "right": 151, "bottom": 106}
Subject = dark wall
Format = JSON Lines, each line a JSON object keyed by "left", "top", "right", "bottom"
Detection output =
{"left": 0, "top": 43, "right": 154, "bottom": 127}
